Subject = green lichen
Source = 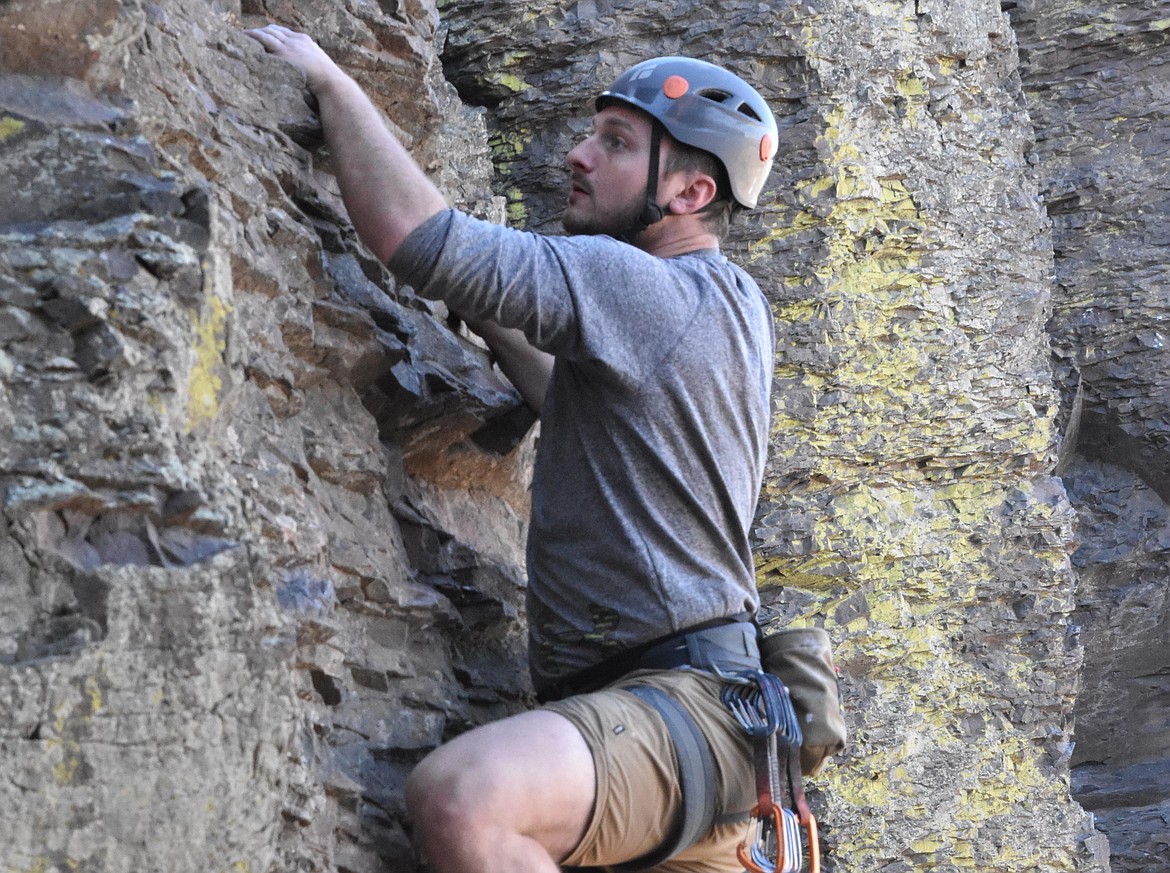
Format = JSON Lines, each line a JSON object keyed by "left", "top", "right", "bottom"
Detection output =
{"left": 754, "top": 46, "right": 1080, "bottom": 864}
{"left": 894, "top": 71, "right": 930, "bottom": 128}
{"left": 488, "top": 72, "right": 529, "bottom": 94}
{"left": 489, "top": 129, "right": 531, "bottom": 172}
{"left": 0, "top": 116, "right": 26, "bottom": 141}
{"left": 44, "top": 667, "right": 105, "bottom": 788}
{"left": 506, "top": 188, "right": 528, "bottom": 226}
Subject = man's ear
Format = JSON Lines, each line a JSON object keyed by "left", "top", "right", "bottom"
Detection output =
{"left": 665, "top": 171, "right": 719, "bottom": 216}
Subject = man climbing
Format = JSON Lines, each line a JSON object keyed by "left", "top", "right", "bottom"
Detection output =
{"left": 246, "top": 24, "right": 779, "bottom": 873}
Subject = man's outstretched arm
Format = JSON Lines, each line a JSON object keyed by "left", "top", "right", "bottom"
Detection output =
{"left": 244, "top": 25, "right": 446, "bottom": 262}
{"left": 246, "top": 25, "right": 554, "bottom": 413}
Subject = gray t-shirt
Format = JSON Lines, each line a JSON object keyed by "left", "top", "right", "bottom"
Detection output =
{"left": 390, "top": 209, "right": 774, "bottom": 694}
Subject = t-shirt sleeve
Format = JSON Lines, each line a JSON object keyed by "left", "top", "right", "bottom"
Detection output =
{"left": 387, "top": 208, "right": 454, "bottom": 289}
{"left": 387, "top": 209, "right": 702, "bottom": 386}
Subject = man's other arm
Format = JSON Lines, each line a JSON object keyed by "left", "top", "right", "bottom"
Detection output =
{"left": 460, "top": 316, "right": 554, "bottom": 416}
{"left": 244, "top": 25, "right": 445, "bottom": 262}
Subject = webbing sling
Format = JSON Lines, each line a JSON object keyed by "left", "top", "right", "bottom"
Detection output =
{"left": 616, "top": 685, "right": 717, "bottom": 871}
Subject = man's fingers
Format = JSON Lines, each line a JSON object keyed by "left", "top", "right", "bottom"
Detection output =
{"left": 243, "top": 29, "right": 277, "bottom": 49}
{"left": 243, "top": 23, "right": 296, "bottom": 51}
{"left": 252, "top": 23, "right": 293, "bottom": 36}
{"left": 240, "top": 24, "right": 338, "bottom": 93}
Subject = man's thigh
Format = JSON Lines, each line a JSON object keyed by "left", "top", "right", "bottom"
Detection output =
{"left": 543, "top": 669, "right": 754, "bottom": 873}
{"left": 407, "top": 708, "right": 597, "bottom": 864}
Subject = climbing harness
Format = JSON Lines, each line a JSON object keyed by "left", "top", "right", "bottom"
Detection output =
{"left": 542, "top": 620, "right": 823, "bottom": 873}
{"left": 536, "top": 617, "right": 758, "bottom": 703}
{"left": 605, "top": 621, "right": 760, "bottom": 871}
{"left": 721, "top": 670, "right": 820, "bottom": 873}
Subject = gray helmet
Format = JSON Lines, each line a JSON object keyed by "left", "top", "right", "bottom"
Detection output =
{"left": 597, "top": 56, "right": 778, "bottom": 208}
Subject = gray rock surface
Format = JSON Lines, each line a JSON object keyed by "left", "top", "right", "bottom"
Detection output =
{"left": 1011, "top": 2, "right": 1170, "bottom": 869}
{"left": 2, "top": 1, "right": 530, "bottom": 870}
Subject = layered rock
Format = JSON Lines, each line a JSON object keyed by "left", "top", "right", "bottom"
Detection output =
{"left": 2, "top": 1, "right": 530, "bottom": 870}
{"left": 1011, "top": 1, "right": 1170, "bottom": 869}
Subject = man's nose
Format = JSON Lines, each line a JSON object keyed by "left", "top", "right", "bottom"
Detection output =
{"left": 566, "top": 137, "right": 593, "bottom": 172}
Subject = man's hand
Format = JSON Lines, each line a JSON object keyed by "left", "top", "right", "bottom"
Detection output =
{"left": 243, "top": 24, "right": 345, "bottom": 95}
{"left": 241, "top": 22, "right": 446, "bottom": 263}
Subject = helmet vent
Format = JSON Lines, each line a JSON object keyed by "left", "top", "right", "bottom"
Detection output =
{"left": 697, "top": 88, "right": 763, "bottom": 122}
{"left": 697, "top": 88, "right": 733, "bottom": 104}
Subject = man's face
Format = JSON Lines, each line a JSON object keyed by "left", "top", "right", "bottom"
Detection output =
{"left": 562, "top": 104, "right": 658, "bottom": 236}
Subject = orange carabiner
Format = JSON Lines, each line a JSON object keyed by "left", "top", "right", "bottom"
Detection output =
{"left": 736, "top": 804, "right": 786, "bottom": 873}
{"left": 737, "top": 805, "right": 820, "bottom": 873}
{"left": 803, "top": 813, "right": 820, "bottom": 873}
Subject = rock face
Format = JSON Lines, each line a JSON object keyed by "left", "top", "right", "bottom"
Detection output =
{"left": 1, "top": 1, "right": 529, "bottom": 870}
{"left": 1010, "top": 2, "right": 1170, "bottom": 870}
{"left": 0, "top": 0, "right": 1163, "bottom": 872}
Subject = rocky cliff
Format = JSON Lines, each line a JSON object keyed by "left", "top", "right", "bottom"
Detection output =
{"left": 1010, "top": 1, "right": 1170, "bottom": 869}
{"left": 0, "top": 0, "right": 1165, "bottom": 871}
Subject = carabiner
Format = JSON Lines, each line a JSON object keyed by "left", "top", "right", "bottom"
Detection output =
{"left": 801, "top": 812, "right": 820, "bottom": 873}
{"left": 737, "top": 804, "right": 784, "bottom": 873}
{"left": 737, "top": 804, "right": 804, "bottom": 873}
{"left": 737, "top": 805, "right": 819, "bottom": 873}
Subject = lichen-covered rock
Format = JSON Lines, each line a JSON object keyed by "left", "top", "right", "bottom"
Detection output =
{"left": 443, "top": 0, "right": 1106, "bottom": 870}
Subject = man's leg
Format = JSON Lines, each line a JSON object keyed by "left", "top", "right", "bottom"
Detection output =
{"left": 405, "top": 709, "right": 596, "bottom": 873}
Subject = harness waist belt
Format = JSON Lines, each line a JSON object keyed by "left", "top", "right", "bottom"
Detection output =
{"left": 537, "top": 618, "right": 760, "bottom": 702}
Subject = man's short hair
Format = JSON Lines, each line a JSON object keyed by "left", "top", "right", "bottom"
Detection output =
{"left": 664, "top": 137, "right": 741, "bottom": 240}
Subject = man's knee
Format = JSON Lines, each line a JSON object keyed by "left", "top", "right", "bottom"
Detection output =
{"left": 406, "top": 746, "right": 471, "bottom": 845}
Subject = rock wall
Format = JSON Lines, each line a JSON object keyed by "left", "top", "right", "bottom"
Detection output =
{"left": 1010, "top": 1, "right": 1170, "bottom": 869}
{"left": 1, "top": 1, "right": 529, "bottom": 870}
{"left": 0, "top": 0, "right": 1164, "bottom": 871}
{"left": 443, "top": 0, "right": 1105, "bottom": 870}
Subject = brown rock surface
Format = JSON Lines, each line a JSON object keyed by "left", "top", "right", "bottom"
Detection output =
{"left": 1, "top": 1, "right": 528, "bottom": 870}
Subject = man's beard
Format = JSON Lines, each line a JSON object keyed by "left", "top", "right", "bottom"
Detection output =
{"left": 562, "top": 185, "right": 649, "bottom": 238}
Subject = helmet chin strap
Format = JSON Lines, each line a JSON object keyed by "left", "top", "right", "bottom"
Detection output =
{"left": 620, "top": 122, "right": 668, "bottom": 243}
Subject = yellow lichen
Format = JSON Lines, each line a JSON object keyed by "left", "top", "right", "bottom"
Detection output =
{"left": 759, "top": 25, "right": 1077, "bottom": 868}
{"left": 185, "top": 292, "right": 230, "bottom": 431}
{"left": 489, "top": 72, "right": 528, "bottom": 94}
{"left": 506, "top": 187, "right": 528, "bottom": 226}
{"left": 0, "top": 116, "right": 26, "bottom": 141}
{"left": 489, "top": 129, "right": 531, "bottom": 175}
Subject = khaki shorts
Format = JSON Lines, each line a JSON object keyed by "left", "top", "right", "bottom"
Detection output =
{"left": 543, "top": 668, "right": 754, "bottom": 873}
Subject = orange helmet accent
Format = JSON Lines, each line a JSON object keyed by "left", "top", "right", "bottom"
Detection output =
{"left": 663, "top": 75, "right": 689, "bottom": 99}
{"left": 760, "top": 133, "right": 774, "bottom": 162}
